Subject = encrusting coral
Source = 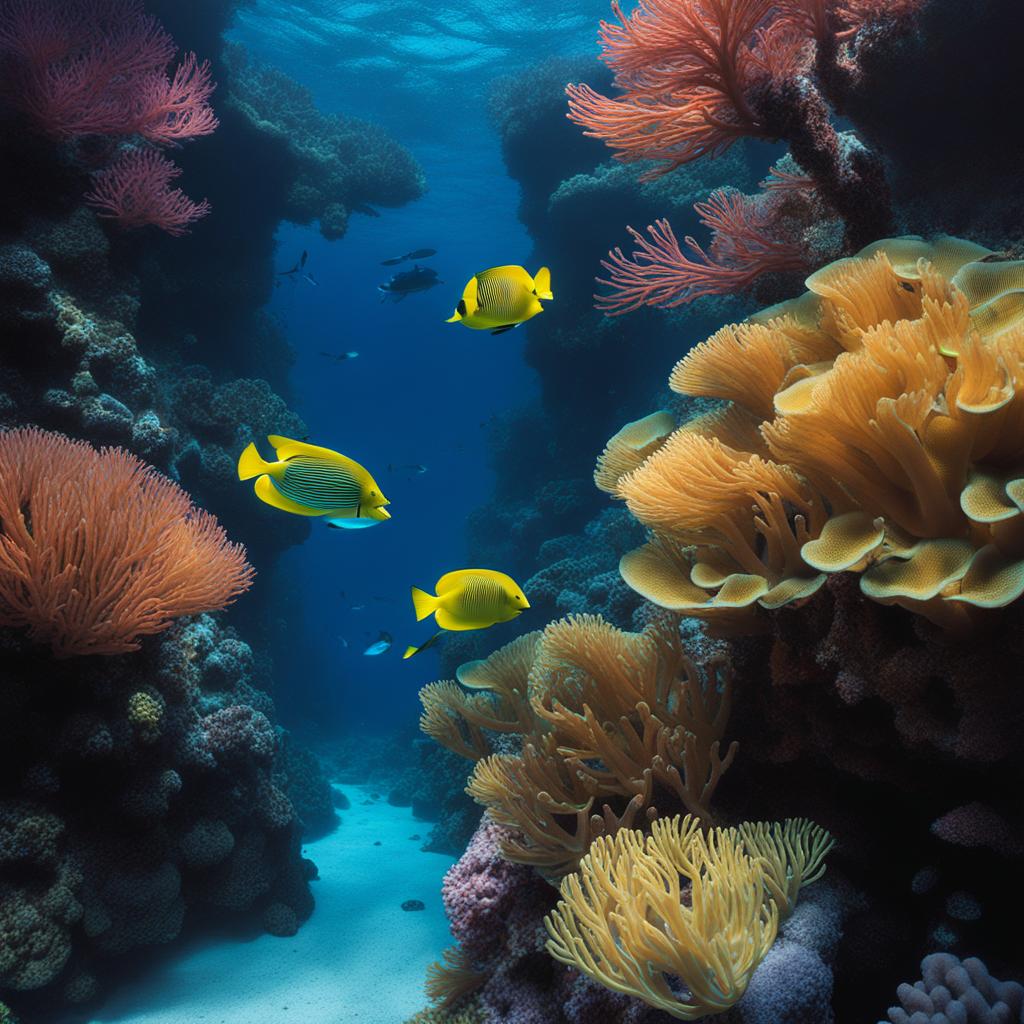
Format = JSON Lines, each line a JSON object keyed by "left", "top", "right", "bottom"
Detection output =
{"left": 420, "top": 612, "right": 736, "bottom": 880}
{"left": 603, "top": 235, "right": 1024, "bottom": 633}
{"left": 544, "top": 814, "right": 834, "bottom": 1020}
{"left": 0, "top": 427, "right": 253, "bottom": 657}
{"left": 0, "top": 614, "right": 316, "bottom": 1010}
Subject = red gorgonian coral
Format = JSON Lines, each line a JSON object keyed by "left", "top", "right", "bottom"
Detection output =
{"left": 597, "top": 188, "right": 808, "bottom": 313}
{"left": 0, "top": 428, "right": 253, "bottom": 658}
{"left": 569, "top": 0, "right": 928, "bottom": 312}
{"left": 567, "top": 0, "right": 808, "bottom": 174}
{"left": 85, "top": 147, "right": 211, "bottom": 235}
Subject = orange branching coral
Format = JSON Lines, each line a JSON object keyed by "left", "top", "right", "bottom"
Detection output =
{"left": 604, "top": 236, "right": 1024, "bottom": 633}
{"left": 419, "top": 613, "right": 737, "bottom": 880}
{"left": 595, "top": 411, "right": 676, "bottom": 493}
{"left": 0, "top": 428, "right": 253, "bottom": 657}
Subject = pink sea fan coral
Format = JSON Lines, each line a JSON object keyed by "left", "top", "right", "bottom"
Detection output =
{"left": 0, "top": 0, "right": 216, "bottom": 143}
{"left": 597, "top": 188, "right": 807, "bottom": 313}
{"left": 85, "top": 148, "right": 211, "bottom": 235}
{"left": 133, "top": 51, "right": 219, "bottom": 146}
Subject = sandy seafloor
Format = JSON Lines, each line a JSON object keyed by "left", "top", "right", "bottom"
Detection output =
{"left": 88, "top": 785, "right": 456, "bottom": 1024}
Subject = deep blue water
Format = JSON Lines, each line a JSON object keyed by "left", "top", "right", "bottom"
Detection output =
{"left": 225, "top": 4, "right": 608, "bottom": 730}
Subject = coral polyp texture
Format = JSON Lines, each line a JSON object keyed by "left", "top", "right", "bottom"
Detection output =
{"left": 0, "top": 427, "right": 253, "bottom": 657}
{"left": 420, "top": 613, "right": 736, "bottom": 880}
{"left": 601, "top": 235, "right": 1024, "bottom": 634}
{"left": 0, "top": 613, "right": 316, "bottom": 1009}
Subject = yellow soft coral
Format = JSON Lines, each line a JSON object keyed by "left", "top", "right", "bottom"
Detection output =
{"left": 545, "top": 817, "right": 776, "bottom": 1019}
{"left": 545, "top": 814, "right": 834, "bottom": 1020}
{"left": 605, "top": 236, "right": 1024, "bottom": 633}
{"left": 425, "top": 946, "right": 485, "bottom": 1013}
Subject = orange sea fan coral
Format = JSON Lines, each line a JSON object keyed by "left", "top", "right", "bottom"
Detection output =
{"left": 566, "top": 0, "right": 802, "bottom": 174}
{"left": 0, "top": 427, "right": 253, "bottom": 657}
{"left": 604, "top": 236, "right": 1024, "bottom": 632}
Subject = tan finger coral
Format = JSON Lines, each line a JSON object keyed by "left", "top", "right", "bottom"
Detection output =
{"left": 419, "top": 613, "right": 736, "bottom": 880}
{"left": 605, "top": 236, "right": 1024, "bottom": 632}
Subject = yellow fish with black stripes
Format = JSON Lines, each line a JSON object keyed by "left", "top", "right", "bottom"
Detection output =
{"left": 237, "top": 435, "right": 391, "bottom": 530}
{"left": 403, "top": 569, "right": 530, "bottom": 658}
{"left": 445, "top": 265, "right": 552, "bottom": 335}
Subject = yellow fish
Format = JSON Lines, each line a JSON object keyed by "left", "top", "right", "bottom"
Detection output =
{"left": 237, "top": 435, "right": 391, "bottom": 529}
{"left": 403, "top": 569, "right": 529, "bottom": 659}
{"left": 411, "top": 569, "right": 529, "bottom": 630}
{"left": 445, "top": 265, "right": 553, "bottom": 335}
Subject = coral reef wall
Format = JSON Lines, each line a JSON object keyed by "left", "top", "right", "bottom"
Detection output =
{"left": 429, "top": 3, "right": 1024, "bottom": 1020}
{"left": 0, "top": 0, "right": 422, "bottom": 1015}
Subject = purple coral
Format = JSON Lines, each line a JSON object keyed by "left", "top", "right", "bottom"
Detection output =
{"left": 442, "top": 819, "right": 552, "bottom": 963}
{"left": 881, "top": 954, "right": 1024, "bottom": 1024}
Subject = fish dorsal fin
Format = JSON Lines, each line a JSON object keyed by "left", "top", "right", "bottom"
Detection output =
{"left": 436, "top": 568, "right": 513, "bottom": 594}
{"left": 463, "top": 275, "right": 480, "bottom": 316}
{"left": 476, "top": 265, "right": 532, "bottom": 291}
{"left": 267, "top": 435, "right": 372, "bottom": 485}
{"left": 268, "top": 435, "right": 337, "bottom": 460}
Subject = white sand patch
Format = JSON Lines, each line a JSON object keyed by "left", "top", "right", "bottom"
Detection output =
{"left": 88, "top": 785, "right": 455, "bottom": 1024}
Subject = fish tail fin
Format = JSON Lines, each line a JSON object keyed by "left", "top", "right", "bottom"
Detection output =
{"left": 411, "top": 586, "right": 438, "bottom": 621}
{"left": 403, "top": 630, "right": 444, "bottom": 659}
{"left": 534, "top": 266, "right": 553, "bottom": 301}
{"left": 237, "top": 442, "right": 272, "bottom": 481}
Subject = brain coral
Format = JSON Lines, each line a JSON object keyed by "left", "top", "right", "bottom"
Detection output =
{"left": 0, "top": 428, "right": 253, "bottom": 656}
{"left": 600, "top": 236, "right": 1024, "bottom": 633}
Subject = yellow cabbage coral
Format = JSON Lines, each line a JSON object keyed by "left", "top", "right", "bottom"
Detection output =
{"left": 127, "top": 690, "right": 164, "bottom": 741}
{"left": 604, "top": 236, "right": 1024, "bottom": 633}
{"left": 418, "top": 613, "right": 736, "bottom": 880}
